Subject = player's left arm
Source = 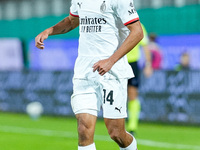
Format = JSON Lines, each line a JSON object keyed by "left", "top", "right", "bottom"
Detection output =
{"left": 93, "top": 21, "right": 143, "bottom": 76}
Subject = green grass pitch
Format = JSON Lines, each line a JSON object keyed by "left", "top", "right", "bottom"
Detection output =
{"left": 0, "top": 112, "right": 200, "bottom": 150}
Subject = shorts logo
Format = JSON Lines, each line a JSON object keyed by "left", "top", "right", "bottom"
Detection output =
{"left": 100, "top": 1, "right": 106, "bottom": 13}
{"left": 115, "top": 107, "right": 122, "bottom": 113}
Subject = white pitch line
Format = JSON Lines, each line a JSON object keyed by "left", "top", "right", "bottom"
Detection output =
{"left": 0, "top": 125, "right": 200, "bottom": 150}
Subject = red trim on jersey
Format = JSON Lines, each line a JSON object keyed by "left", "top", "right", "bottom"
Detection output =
{"left": 70, "top": 12, "right": 79, "bottom": 17}
{"left": 124, "top": 18, "right": 139, "bottom": 26}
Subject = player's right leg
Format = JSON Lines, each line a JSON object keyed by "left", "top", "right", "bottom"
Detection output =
{"left": 71, "top": 79, "right": 100, "bottom": 150}
{"left": 76, "top": 113, "right": 97, "bottom": 149}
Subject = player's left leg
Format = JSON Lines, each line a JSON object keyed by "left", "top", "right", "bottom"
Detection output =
{"left": 104, "top": 118, "right": 137, "bottom": 150}
{"left": 101, "top": 78, "right": 137, "bottom": 149}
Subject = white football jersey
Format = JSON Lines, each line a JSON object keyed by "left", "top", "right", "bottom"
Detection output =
{"left": 70, "top": 0, "right": 139, "bottom": 79}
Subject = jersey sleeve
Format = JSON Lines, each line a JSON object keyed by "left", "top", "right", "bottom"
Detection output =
{"left": 70, "top": 0, "right": 79, "bottom": 17}
{"left": 115, "top": 0, "right": 139, "bottom": 26}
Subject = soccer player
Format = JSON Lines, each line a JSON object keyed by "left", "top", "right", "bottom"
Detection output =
{"left": 35, "top": 0, "right": 143, "bottom": 150}
{"left": 127, "top": 24, "right": 152, "bottom": 135}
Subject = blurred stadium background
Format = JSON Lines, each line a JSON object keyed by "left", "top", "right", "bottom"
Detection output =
{"left": 0, "top": 0, "right": 200, "bottom": 150}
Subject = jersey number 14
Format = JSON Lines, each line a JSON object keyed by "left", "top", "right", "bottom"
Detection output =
{"left": 103, "top": 89, "right": 114, "bottom": 105}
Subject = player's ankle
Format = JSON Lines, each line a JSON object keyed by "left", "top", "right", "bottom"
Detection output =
{"left": 119, "top": 137, "right": 137, "bottom": 150}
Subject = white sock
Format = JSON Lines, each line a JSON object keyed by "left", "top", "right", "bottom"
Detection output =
{"left": 120, "top": 133, "right": 137, "bottom": 150}
{"left": 78, "top": 143, "right": 96, "bottom": 150}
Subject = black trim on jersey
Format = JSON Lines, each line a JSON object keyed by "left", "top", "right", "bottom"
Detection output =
{"left": 125, "top": 19, "right": 139, "bottom": 26}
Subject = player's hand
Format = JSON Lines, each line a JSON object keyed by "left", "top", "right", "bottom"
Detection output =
{"left": 143, "top": 65, "right": 153, "bottom": 78}
{"left": 93, "top": 58, "right": 114, "bottom": 76}
{"left": 35, "top": 30, "right": 49, "bottom": 50}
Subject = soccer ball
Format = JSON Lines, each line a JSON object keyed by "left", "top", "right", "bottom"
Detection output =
{"left": 26, "top": 101, "right": 44, "bottom": 120}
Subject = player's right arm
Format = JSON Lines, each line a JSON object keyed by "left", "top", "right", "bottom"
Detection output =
{"left": 35, "top": 14, "right": 79, "bottom": 49}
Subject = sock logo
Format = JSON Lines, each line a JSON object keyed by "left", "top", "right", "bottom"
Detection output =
{"left": 115, "top": 107, "right": 122, "bottom": 113}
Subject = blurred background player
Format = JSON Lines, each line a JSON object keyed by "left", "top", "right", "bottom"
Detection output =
{"left": 175, "top": 52, "right": 190, "bottom": 71}
{"left": 127, "top": 23, "right": 153, "bottom": 135}
{"left": 148, "top": 33, "right": 162, "bottom": 70}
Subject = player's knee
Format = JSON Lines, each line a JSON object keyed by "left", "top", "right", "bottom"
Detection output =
{"left": 109, "top": 131, "right": 126, "bottom": 147}
{"left": 79, "top": 126, "right": 89, "bottom": 141}
{"left": 77, "top": 121, "right": 95, "bottom": 146}
{"left": 108, "top": 128, "right": 121, "bottom": 142}
{"left": 78, "top": 123, "right": 89, "bottom": 136}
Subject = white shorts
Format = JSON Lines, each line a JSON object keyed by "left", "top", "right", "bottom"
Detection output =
{"left": 71, "top": 77, "right": 128, "bottom": 119}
